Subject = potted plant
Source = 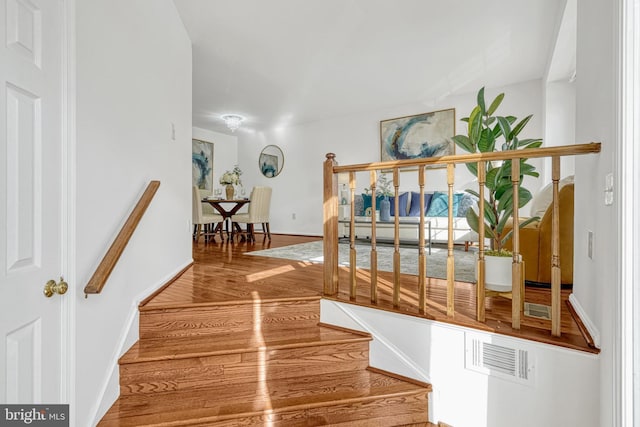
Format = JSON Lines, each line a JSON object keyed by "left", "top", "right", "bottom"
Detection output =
{"left": 452, "top": 88, "right": 541, "bottom": 291}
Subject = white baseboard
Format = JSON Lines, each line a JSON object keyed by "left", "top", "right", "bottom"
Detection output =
{"left": 89, "top": 258, "right": 193, "bottom": 426}
{"left": 569, "top": 293, "right": 601, "bottom": 348}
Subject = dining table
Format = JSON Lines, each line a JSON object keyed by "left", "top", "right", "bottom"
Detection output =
{"left": 202, "top": 198, "right": 250, "bottom": 240}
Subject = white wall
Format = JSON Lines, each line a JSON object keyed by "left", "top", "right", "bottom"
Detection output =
{"left": 236, "top": 79, "right": 544, "bottom": 235}
{"left": 321, "top": 300, "right": 600, "bottom": 427}
{"left": 75, "top": 1, "right": 192, "bottom": 425}
{"left": 574, "top": 0, "right": 618, "bottom": 425}
{"left": 192, "top": 127, "right": 238, "bottom": 196}
{"left": 544, "top": 81, "right": 576, "bottom": 182}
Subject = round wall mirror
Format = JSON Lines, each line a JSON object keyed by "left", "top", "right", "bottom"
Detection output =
{"left": 259, "top": 145, "right": 284, "bottom": 178}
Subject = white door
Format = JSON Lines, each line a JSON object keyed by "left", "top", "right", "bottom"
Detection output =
{"left": 0, "top": 0, "right": 67, "bottom": 404}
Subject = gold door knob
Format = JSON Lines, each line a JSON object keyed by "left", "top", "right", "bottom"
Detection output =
{"left": 44, "top": 277, "right": 68, "bottom": 298}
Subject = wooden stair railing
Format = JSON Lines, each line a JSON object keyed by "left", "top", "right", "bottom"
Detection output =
{"left": 323, "top": 143, "right": 601, "bottom": 337}
{"left": 84, "top": 181, "right": 160, "bottom": 296}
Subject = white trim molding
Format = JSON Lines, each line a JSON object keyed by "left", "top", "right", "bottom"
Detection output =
{"left": 568, "top": 293, "right": 601, "bottom": 349}
{"left": 61, "top": 1, "right": 77, "bottom": 425}
{"left": 616, "top": 0, "right": 639, "bottom": 425}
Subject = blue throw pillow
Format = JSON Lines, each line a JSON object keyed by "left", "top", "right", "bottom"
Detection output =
{"left": 456, "top": 192, "right": 475, "bottom": 217}
{"left": 426, "top": 192, "right": 450, "bottom": 217}
{"left": 361, "top": 194, "right": 384, "bottom": 214}
{"left": 389, "top": 192, "right": 409, "bottom": 217}
{"left": 408, "top": 192, "right": 433, "bottom": 216}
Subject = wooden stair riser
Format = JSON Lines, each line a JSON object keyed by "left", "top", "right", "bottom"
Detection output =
{"left": 139, "top": 299, "right": 320, "bottom": 339}
{"left": 101, "top": 391, "right": 429, "bottom": 427}
{"left": 119, "top": 341, "right": 370, "bottom": 395}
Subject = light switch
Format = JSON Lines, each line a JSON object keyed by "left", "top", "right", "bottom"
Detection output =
{"left": 604, "top": 173, "right": 614, "bottom": 206}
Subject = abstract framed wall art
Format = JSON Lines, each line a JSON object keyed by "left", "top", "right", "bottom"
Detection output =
{"left": 380, "top": 109, "right": 455, "bottom": 166}
{"left": 259, "top": 144, "right": 284, "bottom": 178}
{"left": 192, "top": 139, "right": 213, "bottom": 192}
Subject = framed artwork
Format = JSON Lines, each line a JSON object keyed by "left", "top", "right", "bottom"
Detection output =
{"left": 380, "top": 108, "right": 455, "bottom": 166}
{"left": 192, "top": 139, "right": 213, "bottom": 193}
{"left": 259, "top": 145, "right": 284, "bottom": 178}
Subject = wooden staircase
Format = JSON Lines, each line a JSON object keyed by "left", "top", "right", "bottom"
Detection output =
{"left": 99, "top": 295, "right": 433, "bottom": 426}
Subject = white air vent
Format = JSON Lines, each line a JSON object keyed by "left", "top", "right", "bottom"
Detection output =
{"left": 524, "top": 302, "right": 551, "bottom": 320}
{"left": 465, "top": 333, "right": 534, "bottom": 386}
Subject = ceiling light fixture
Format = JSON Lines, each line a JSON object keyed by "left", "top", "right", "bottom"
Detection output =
{"left": 221, "top": 114, "right": 245, "bottom": 132}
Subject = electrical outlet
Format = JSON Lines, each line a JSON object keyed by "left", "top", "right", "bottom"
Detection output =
{"left": 588, "top": 230, "right": 594, "bottom": 259}
{"left": 292, "top": 213, "right": 296, "bottom": 220}
{"left": 171, "top": 122, "right": 176, "bottom": 141}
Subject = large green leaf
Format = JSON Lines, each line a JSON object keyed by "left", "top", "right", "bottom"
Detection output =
{"left": 497, "top": 117, "right": 513, "bottom": 143}
{"left": 494, "top": 180, "right": 513, "bottom": 202}
{"left": 478, "top": 128, "right": 496, "bottom": 152}
{"left": 487, "top": 93, "right": 505, "bottom": 116}
{"left": 477, "top": 87, "right": 486, "bottom": 115}
{"left": 498, "top": 186, "right": 533, "bottom": 213}
{"left": 452, "top": 135, "right": 474, "bottom": 153}
{"left": 466, "top": 208, "right": 480, "bottom": 233}
{"left": 484, "top": 116, "right": 496, "bottom": 126}
{"left": 510, "top": 115, "right": 532, "bottom": 139}
{"left": 517, "top": 138, "right": 542, "bottom": 147}
{"left": 485, "top": 167, "right": 501, "bottom": 191}
{"left": 520, "top": 162, "right": 539, "bottom": 177}
{"left": 465, "top": 188, "right": 481, "bottom": 199}
{"left": 466, "top": 208, "right": 496, "bottom": 239}
{"left": 469, "top": 106, "right": 482, "bottom": 144}
{"left": 492, "top": 122, "right": 503, "bottom": 138}
{"left": 517, "top": 187, "right": 533, "bottom": 208}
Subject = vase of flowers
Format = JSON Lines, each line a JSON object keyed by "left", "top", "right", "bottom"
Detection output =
{"left": 220, "top": 165, "right": 243, "bottom": 199}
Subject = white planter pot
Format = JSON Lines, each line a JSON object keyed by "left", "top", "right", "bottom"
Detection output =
{"left": 476, "top": 254, "right": 519, "bottom": 292}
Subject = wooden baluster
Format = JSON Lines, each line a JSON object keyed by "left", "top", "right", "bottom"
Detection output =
{"left": 349, "top": 171, "right": 357, "bottom": 301}
{"left": 393, "top": 169, "right": 401, "bottom": 307}
{"left": 370, "top": 171, "right": 378, "bottom": 304}
{"left": 551, "top": 157, "right": 562, "bottom": 336}
{"left": 511, "top": 159, "right": 522, "bottom": 330}
{"left": 476, "top": 161, "right": 486, "bottom": 322}
{"left": 418, "top": 167, "right": 427, "bottom": 314}
{"left": 323, "top": 153, "right": 339, "bottom": 296}
{"left": 446, "top": 163, "right": 455, "bottom": 317}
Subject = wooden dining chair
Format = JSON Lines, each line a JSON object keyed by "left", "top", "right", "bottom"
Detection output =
{"left": 192, "top": 185, "right": 224, "bottom": 242}
{"left": 231, "top": 186, "right": 272, "bottom": 242}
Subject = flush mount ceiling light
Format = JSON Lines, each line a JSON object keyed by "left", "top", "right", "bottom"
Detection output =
{"left": 221, "top": 114, "right": 245, "bottom": 132}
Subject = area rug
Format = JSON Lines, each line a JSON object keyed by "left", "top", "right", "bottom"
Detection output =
{"left": 247, "top": 241, "right": 477, "bottom": 283}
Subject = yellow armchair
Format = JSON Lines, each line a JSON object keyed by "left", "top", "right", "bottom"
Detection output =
{"left": 504, "top": 183, "right": 574, "bottom": 286}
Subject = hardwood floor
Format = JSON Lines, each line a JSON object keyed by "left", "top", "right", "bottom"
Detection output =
{"left": 100, "top": 234, "right": 435, "bottom": 426}
{"left": 99, "top": 233, "right": 595, "bottom": 426}
{"left": 148, "top": 234, "right": 595, "bottom": 353}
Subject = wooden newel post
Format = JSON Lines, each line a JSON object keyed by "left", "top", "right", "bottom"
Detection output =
{"left": 323, "top": 153, "right": 339, "bottom": 296}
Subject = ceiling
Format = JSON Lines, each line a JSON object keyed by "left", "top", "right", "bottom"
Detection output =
{"left": 173, "top": 0, "right": 567, "bottom": 135}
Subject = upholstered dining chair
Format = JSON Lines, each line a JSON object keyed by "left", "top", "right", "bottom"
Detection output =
{"left": 231, "top": 186, "right": 272, "bottom": 242}
{"left": 192, "top": 185, "right": 224, "bottom": 243}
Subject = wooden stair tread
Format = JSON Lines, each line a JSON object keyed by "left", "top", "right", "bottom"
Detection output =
{"left": 140, "top": 294, "right": 322, "bottom": 311}
{"left": 120, "top": 324, "right": 371, "bottom": 364}
{"left": 100, "top": 369, "right": 431, "bottom": 426}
